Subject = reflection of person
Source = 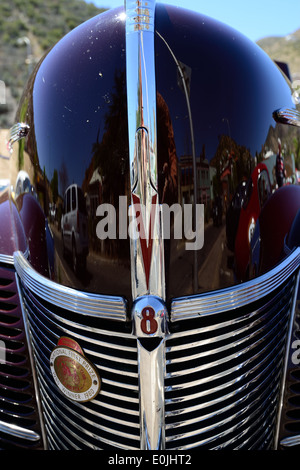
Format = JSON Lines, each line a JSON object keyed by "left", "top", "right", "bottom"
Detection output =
{"left": 276, "top": 139, "right": 286, "bottom": 188}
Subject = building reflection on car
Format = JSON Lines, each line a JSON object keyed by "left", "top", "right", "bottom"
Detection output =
{"left": 61, "top": 184, "right": 89, "bottom": 273}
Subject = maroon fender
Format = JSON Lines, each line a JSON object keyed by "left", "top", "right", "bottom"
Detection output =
{"left": 0, "top": 190, "right": 27, "bottom": 257}
{"left": 287, "top": 206, "right": 300, "bottom": 249}
{"left": 258, "top": 185, "right": 300, "bottom": 274}
{"left": 15, "top": 193, "right": 51, "bottom": 277}
{"left": 234, "top": 163, "right": 271, "bottom": 281}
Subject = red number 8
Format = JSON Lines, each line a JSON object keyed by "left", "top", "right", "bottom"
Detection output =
{"left": 141, "top": 306, "right": 158, "bottom": 334}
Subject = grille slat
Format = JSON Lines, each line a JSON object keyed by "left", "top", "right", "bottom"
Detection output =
{"left": 166, "top": 366, "right": 281, "bottom": 432}
{"left": 166, "top": 363, "right": 280, "bottom": 449}
{"left": 0, "top": 265, "right": 43, "bottom": 449}
{"left": 38, "top": 366, "right": 139, "bottom": 427}
{"left": 41, "top": 380, "right": 140, "bottom": 442}
{"left": 166, "top": 313, "right": 287, "bottom": 387}
{"left": 40, "top": 381, "right": 140, "bottom": 450}
{"left": 26, "top": 300, "right": 138, "bottom": 377}
{"left": 165, "top": 273, "right": 298, "bottom": 449}
{"left": 166, "top": 353, "right": 282, "bottom": 418}
{"left": 17, "top": 271, "right": 140, "bottom": 450}
{"left": 24, "top": 288, "right": 137, "bottom": 362}
{"left": 167, "top": 285, "right": 289, "bottom": 362}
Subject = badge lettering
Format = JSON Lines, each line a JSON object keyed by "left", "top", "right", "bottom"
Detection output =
{"left": 140, "top": 306, "right": 158, "bottom": 334}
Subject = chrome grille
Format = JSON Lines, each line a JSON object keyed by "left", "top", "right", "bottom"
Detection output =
{"left": 0, "top": 264, "right": 43, "bottom": 449}
{"left": 14, "top": 249, "right": 300, "bottom": 449}
{"left": 18, "top": 283, "right": 140, "bottom": 450}
{"left": 277, "top": 287, "right": 300, "bottom": 449}
{"left": 165, "top": 274, "right": 297, "bottom": 449}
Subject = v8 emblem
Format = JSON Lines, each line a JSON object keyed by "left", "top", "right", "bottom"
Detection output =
{"left": 132, "top": 296, "right": 167, "bottom": 338}
{"left": 141, "top": 306, "right": 158, "bottom": 335}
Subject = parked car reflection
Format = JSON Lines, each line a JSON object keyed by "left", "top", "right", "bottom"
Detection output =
{"left": 61, "top": 184, "right": 89, "bottom": 273}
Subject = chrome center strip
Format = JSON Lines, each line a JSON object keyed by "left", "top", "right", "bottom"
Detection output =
{"left": 138, "top": 338, "right": 165, "bottom": 449}
{"left": 125, "top": 0, "right": 167, "bottom": 450}
{"left": 171, "top": 248, "right": 300, "bottom": 321}
{"left": 14, "top": 251, "right": 128, "bottom": 321}
{"left": 132, "top": 295, "right": 167, "bottom": 450}
{"left": 125, "top": 0, "right": 165, "bottom": 300}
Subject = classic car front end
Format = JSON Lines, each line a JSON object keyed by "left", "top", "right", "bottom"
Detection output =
{"left": 1, "top": 0, "right": 300, "bottom": 450}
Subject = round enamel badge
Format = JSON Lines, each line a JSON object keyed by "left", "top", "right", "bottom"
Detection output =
{"left": 50, "top": 340, "right": 101, "bottom": 403}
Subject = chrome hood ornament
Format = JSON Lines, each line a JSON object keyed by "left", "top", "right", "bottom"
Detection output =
{"left": 125, "top": 0, "right": 165, "bottom": 301}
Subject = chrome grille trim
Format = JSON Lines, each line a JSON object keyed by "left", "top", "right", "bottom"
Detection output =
{"left": 30, "top": 333, "right": 139, "bottom": 449}
{"left": 34, "top": 344, "right": 139, "bottom": 419}
{"left": 280, "top": 435, "right": 300, "bottom": 447}
{"left": 165, "top": 355, "right": 282, "bottom": 416}
{"left": 14, "top": 246, "right": 300, "bottom": 449}
{"left": 274, "top": 269, "right": 300, "bottom": 448}
{"left": 38, "top": 374, "right": 140, "bottom": 446}
{"left": 165, "top": 384, "right": 279, "bottom": 448}
{"left": 167, "top": 287, "right": 289, "bottom": 378}
{"left": 27, "top": 303, "right": 138, "bottom": 385}
{"left": 0, "top": 254, "right": 14, "bottom": 265}
{"left": 166, "top": 329, "right": 285, "bottom": 394}
{"left": 166, "top": 319, "right": 285, "bottom": 395}
{"left": 165, "top": 253, "right": 299, "bottom": 449}
{"left": 0, "top": 264, "right": 45, "bottom": 449}
{"left": 14, "top": 251, "right": 127, "bottom": 321}
{"left": 0, "top": 420, "right": 41, "bottom": 442}
{"left": 17, "top": 272, "right": 140, "bottom": 450}
{"left": 24, "top": 290, "right": 138, "bottom": 375}
{"left": 171, "top": 247, "right": 300, "bottom": 321}
{"left": 0, "top": 248, "right": 29, "bottom": 266}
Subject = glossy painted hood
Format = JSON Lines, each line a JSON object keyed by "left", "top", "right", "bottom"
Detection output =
{"left": 10, "top": 4, "right": 298, "bottom": 304}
